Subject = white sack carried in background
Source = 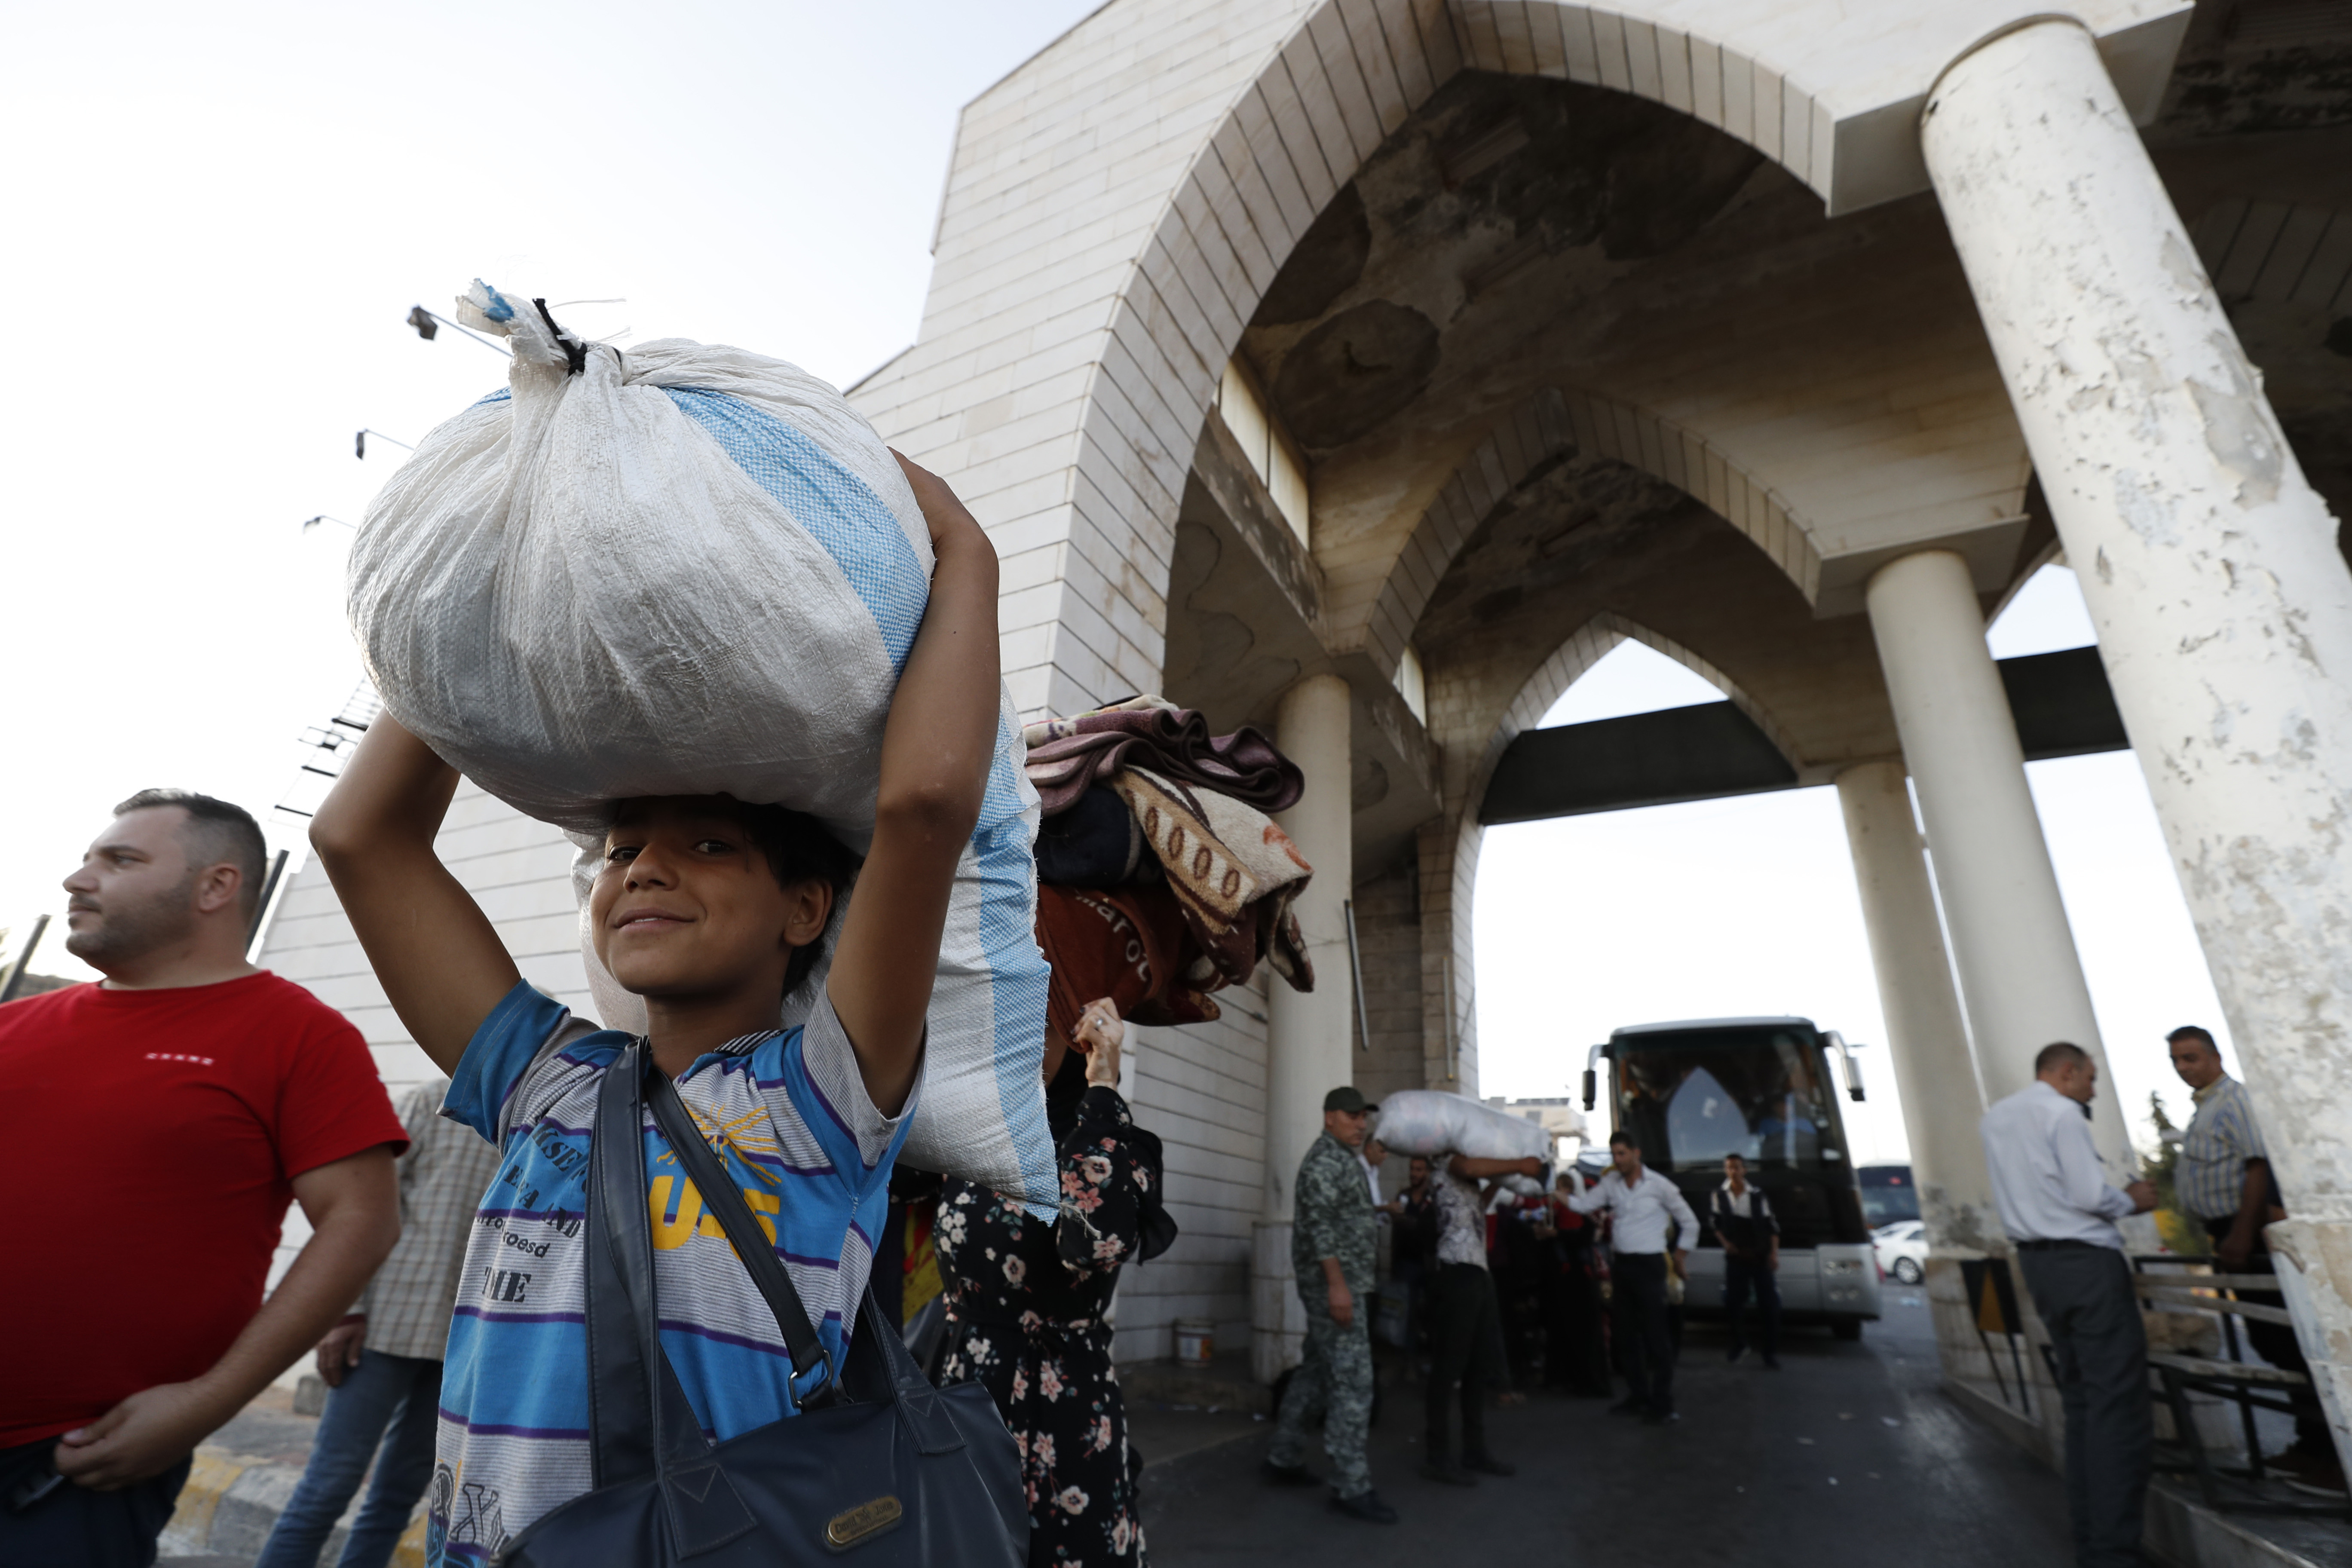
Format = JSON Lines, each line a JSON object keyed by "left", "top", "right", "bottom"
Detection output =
{"left": 1374, "top": 1090, "right": 1552, "bottom": 1161}
{"left": 349, "top": 280, "right": 1054, "bottom": 1209}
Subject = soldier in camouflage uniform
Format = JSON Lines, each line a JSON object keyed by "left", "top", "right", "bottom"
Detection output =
{"left": 1263, "top": 1086, "right": 1396, "bottom": 1524}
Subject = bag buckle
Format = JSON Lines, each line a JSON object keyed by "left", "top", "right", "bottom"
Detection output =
{"left": 790, "top": 1341, "right": 844, "bottom": 1412}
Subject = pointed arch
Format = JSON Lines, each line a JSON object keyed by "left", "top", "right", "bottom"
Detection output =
{"left": 1363, "top": 386, "right": 1823, "bottom": 682}
{"left": 1419, "top": 609, "right": 1802, "bottom": 1090}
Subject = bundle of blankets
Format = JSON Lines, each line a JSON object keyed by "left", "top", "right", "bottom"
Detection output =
{"left": 1026, "top": 695, "right": 1316, "bottom": 1047}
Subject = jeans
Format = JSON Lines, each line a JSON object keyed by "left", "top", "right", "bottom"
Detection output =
{"left": 1724, "top": 1254, "right": 1781, "bottom": 1361}
{"left": 2017, "top": 1245, "right": 2150, "bottom": 1568}
{"left": 1611, "top": 1253, "right": 1677, "bottom": 1413}
{"left": 0, "top": 1440, "right": 190, "bottom": 1568}
{"left": 254, "top": 1351, "right": 442, "bottom": 1568}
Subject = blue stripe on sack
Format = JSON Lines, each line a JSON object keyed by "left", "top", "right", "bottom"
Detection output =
{"left": 974, "top": 701, "right": 1055, "bottom": 1218}
{"left": 661, "top": 386, "right": 926, "bottom": 671}
{"left": 472, "top": 387, "right": 511, "bottom": 407}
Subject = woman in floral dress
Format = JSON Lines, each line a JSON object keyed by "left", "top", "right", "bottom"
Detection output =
{"left": 936, "top": 1000, "right": 1166, "bottom": 1567}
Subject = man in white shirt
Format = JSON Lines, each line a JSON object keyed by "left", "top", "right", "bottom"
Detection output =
{"left": 1562, "top": 1131, "right": 1700, "bottom": 1423}
{"left": 1979, "top": 1042, "right": 2157, "bottom": 1568}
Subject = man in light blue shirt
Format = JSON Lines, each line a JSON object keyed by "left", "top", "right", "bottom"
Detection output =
{"left": 1980, "top": 1042, "right": 2156, "bottom": 1568}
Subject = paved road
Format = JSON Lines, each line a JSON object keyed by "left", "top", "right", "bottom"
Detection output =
{"left": 1141, "top": 1289, "right": 2079, "bottom": 1567}
{"left": 162, "top": 1292, "right": 2077, "bottom": 1567}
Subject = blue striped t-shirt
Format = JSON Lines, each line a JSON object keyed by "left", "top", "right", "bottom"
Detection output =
{"left": 427, "top": 982, "right": 912, "bottom": 1565}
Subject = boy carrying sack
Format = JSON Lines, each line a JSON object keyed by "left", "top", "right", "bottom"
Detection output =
{"left": 319, "top": 291, "right": 1031, "bottom": 1567}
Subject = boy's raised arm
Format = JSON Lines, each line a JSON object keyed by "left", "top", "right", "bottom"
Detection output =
{"left": 310, "top": 716, "right": 522, "bottom": 1075}
{"left": 824, "top": 454, "right": 1003, "bottom": 1116}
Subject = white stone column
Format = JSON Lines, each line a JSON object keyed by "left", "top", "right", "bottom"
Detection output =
{"left": 1834, "top": 761, "right": 2000, "bottom": 1254}
{"left": 1862, "top": 551, "right": 2137, "bottom": 1161}
{"left": 1252, "top": 671, "right": 1354, "bottom": 1381}
{"left": 1925, "top": 16, "right": 2352, "bottom": 1466}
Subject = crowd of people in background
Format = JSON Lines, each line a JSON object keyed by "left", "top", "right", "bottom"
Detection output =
{"left": 3, "top": 780, "right": 2341, "bottom": 1568}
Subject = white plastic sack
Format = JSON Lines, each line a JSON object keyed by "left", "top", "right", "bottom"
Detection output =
{"left": 349, "top": 280, "right": 1054, "bottom": 1209}
{"left": 1374, "top": 1090, "right": 1551, "bottom": 1162}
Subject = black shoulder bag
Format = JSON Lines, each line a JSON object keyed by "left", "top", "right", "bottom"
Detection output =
{"left": 494, "top": 1043, "right": 1029, "bottom": 1567}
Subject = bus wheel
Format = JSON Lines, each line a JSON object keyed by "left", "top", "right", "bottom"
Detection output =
{"left": 1832, "top": 1320, "right": 1864, "bottom": 1341}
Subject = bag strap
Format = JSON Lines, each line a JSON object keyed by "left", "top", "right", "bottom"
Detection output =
{"left": 587, "top": 1047, "right": 718, "bottom": 1472}
{"left": 586, "top": 1044, "right": 759, "bottom": 1556}
{"left": 645, "top": 1060, "right": 839, "bottom": 1398}
{"left": 585, "top": 1046, "right": 660, "bottom": 1481}
{"left": 647, "top": 1057, "right": 966, "bottom": 1450}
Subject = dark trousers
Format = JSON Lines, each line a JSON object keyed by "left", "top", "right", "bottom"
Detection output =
{"left": 2200, "top": 1216, "right": 2329, "bottom": 1453}
{"left": 0, "top": 1439, "right": 190, "bottom": 1568}
{"left": 1426, "top": 1263, "right": 1503, "bottom": 1462}
{"left": 1724, "top": 1254, "right": 1781, "bottom": 1361}
{"left": 1542, "top": 1261, "right": 1610, "bottom": 1393}
{"left": 1612, "top": 1253, "right": 1677, "bottom": 1412}
{"left": 255, "top": 1350, "right": 443, "bottom": 1568}
{"left": 2018, "top": 1244, "right": 2151, "bottom": 1568}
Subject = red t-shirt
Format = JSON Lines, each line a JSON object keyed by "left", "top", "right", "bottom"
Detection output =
{"left": 0, "top": 972, "right": 408, "bottom": 1446}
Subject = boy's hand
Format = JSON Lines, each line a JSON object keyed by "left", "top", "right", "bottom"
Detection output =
{"left": 894, "top": 452, "right": 986, "bottom": 554}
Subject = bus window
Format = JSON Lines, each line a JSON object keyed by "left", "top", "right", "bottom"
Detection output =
{"left": 1618, "top": 1029, "right": 1838, "bottom": 1172}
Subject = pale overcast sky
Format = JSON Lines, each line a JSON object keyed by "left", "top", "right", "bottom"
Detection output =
{"left": 0, "top": 0, "right": 1102, "bottom": 974}
{"left": 3, "top": 3, "right": 2238, "bottom": 1161}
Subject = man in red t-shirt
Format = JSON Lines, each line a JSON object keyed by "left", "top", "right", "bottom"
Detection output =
{"left": 0, "top": 790, "right": 406, "bottom": 1568}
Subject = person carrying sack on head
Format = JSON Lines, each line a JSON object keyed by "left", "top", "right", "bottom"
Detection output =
{"left": 1421, "top": 1146, "right": 1545, "bottom": 1482}
{"left": 311, "top": 456, "right": 1025, "bottom": 1568}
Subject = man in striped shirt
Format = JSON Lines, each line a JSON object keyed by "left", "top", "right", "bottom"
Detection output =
{"left": 2168, "top": 1026, "right": 2340, "bottom": 1491}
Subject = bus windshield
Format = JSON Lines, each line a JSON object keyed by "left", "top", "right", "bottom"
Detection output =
{"left": 1613, "top": 1026, "right": 1844, "bottom": 1173}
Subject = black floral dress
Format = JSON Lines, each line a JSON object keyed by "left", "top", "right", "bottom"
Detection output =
{"left": 937, "top": 1085, "right": 1159, "bottom": 1567}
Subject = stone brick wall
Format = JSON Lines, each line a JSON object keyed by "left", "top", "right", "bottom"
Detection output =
{"left": 1115, "top": 984, "right": 1272, "bottom": 1363}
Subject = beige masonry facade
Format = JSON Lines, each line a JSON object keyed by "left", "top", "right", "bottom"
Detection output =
{"left": 261, "top": 0, "right": 2352, "bottom": 1475}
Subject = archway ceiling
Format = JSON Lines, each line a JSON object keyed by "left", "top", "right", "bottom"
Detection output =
{"left": 1410, "top": 461, "right": 1911, "bottom": 794}
{"left": 1241, "top": 70, "right": 2040, "bottom": 658}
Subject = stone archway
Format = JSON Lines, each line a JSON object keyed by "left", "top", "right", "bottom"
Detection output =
{"left": 1414, "top": 609, "right": 1804, "bottom": 1089}
{"left": 1058, "top": 0, "right": 1854, "bottom": 720}
{"left": 1361, "top": 384, "right": 1823, "bottom": 684}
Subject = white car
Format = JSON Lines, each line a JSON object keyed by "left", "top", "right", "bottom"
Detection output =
{"left": 1873, "top": 1220, "right": 1927, "bottom": 1285}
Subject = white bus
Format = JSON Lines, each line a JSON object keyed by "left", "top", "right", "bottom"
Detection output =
{"left": 1584, "top": 1016, "right": 1882, "bottom": 1339}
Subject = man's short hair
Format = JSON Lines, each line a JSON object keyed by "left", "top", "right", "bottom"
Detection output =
{"left": 2165, "top": 1025, "right": 2218, "bottom": 1054}
{"left": 2034, "top": 1041, "right": 2092, "bottom": 1077}
{"left": 1723, "top": 1151, "right": 1746, "bottom": 1164}
{"left": 1608, "top": 1130, "right": 1637, "bottom": 1150}
{"left": 114, "top": 789, "right": 267, "bottom": 919}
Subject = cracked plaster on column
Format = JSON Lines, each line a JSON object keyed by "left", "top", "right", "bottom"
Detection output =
{"left": 1926, "top": 16, "right": 2352, "bottom": 1469}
